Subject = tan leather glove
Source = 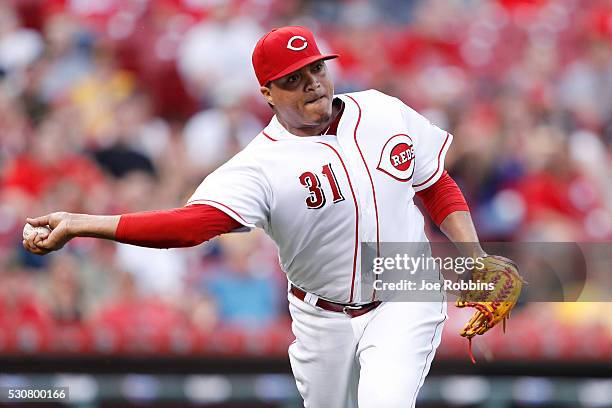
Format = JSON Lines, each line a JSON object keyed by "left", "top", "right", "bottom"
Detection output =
{"left": 456, "top": 255, "right": 524, "bottom": 363}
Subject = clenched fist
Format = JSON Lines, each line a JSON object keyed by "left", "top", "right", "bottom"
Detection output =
{"left": 22, "top": 212, "right": 75, "bottom": 255}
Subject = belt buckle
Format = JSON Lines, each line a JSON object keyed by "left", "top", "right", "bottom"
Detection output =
{"left": 342, "top": 304, "right": 363, "bottom": 316}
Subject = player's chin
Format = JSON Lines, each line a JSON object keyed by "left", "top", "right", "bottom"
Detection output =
{"left": 303, "top": 98, "right": 332, "bottom": 122}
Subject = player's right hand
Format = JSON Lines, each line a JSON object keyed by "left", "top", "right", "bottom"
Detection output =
{"left": 22, "top": 212, "right": 75, "bottom": 255}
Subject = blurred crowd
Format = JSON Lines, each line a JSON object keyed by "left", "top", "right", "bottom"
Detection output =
{"left": 0, "top": 0, "right": 611, "bottom": 358}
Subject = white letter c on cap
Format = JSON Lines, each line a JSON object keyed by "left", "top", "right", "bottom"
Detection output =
{"left": 287, "top": 35, "right": 308, "bottom": 51}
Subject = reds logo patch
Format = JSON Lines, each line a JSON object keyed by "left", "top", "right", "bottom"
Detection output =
{"left": 287, "top": 35, "right": 308, "bottom": 51}
{"left": 377, "top": 134, "right": 415, "bottom": 182}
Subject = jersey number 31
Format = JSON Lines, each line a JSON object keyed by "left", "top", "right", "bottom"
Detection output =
{"left": 299, "top": 163, "right": 345, "bottom": 209}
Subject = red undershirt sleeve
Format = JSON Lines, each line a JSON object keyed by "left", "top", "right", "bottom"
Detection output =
{"left": 115, "top": 204, "right": 242, "bottom": 248}
{"left": 415, "top": 171, "right": 470, "bottom": 226}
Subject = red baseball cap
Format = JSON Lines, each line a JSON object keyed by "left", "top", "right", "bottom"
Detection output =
{"left": 252, "top": 26, "right": 339, "bottom": 86}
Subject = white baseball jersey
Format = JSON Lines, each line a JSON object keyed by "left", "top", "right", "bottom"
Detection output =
{"left": 187, "top": 89, "right": 452, "bottom": 303}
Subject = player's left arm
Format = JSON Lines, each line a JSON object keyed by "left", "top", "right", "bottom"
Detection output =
{"left": 415, "top": 170, "right": 486, "bottom": 258}
{"left": 439, "top": 211, "right": 486, "bottom": 259}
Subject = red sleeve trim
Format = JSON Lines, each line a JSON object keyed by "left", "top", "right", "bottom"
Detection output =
{"left": 413, "top": 132, "right": 451, "bottom": 189}
{"left": 115, "top": 204, "right": 242, "bottom": 248}
{"left": 415, "top": 170, "right": 469, "bottom": 226}
{"left": 262, "top": 131, "right": 277, "bottom": 142}
{"left": 186, "top": 199, "right": 253, "bottom": 227}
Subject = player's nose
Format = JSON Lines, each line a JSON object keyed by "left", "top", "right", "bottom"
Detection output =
{"left": 303, "top": 72, "right": 321, "bottom": 91}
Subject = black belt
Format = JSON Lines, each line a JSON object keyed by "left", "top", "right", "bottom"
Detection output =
{"left": 290, "top": 285, "right": 381, "bottom": 318}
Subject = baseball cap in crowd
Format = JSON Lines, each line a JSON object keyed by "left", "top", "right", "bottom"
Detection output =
{"left": 252, "top": 26, "right": 339, "bottom": 86}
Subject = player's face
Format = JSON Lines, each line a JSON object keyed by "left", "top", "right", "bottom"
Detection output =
{"left": 261, "top": 60, "right": 334, "bottom": 134}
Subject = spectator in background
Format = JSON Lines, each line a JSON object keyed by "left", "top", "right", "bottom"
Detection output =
{"left": 2, "top": 112, "right": 104, "bottom": 205}
{"left": 0, "top": 86, "right": 31, "bottom": 161}
{"left": 43, "top": 253, "right": 83, "bottom": 323}
{"left": 0, "top": 267, "right": 52, "bottom": 352}
{"left": 201, "top": 231, "right": 282, "bottom": 329}
{"left": 177, "top": 2, "right": 263, "bottom": 105}
{"left": 92, "top": 271, "right": 189, "bottom": 353}
{"left": 69, "top": 48, "right": 134, "bottom": 146}
{"left": 38, "top": 12, "right": 93, "bottom": 104}
{"left": 559, "top": 15, "right": 612, "bottom": 131}
{"left": 114, "top": 238, "right": 190, "bottom": 301}
{"left": 183, "top": 93, "right": 263, "bottom": 173}
{"left": 119, "top": 91, "right": 172, "bottom": 163}
{"left": 0, "top": 2, "right": 44, "bottom": 87}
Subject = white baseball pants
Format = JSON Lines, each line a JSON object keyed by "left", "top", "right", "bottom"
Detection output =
{"left": 287, "top": 293, "right": 447, "bottom": 408}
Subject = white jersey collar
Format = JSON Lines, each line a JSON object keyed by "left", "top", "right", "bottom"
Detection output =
{"left": 262, "top": 96, "right": 348, "bottom": 142}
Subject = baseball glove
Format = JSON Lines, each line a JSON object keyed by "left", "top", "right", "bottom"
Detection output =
{"left": 455, "top": 255, "right": 524, "bottom": 363}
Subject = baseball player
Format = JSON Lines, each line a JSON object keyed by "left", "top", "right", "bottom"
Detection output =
{"left": 24, "top": 26, "right": 497, "bottom": 407}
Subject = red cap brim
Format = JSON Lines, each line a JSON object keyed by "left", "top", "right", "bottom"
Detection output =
{"left": 265, "top": 54, "right": 339, "bottom": 85}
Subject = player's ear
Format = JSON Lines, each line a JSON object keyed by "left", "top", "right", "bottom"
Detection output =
{"left": 260, "top": 84, "right": 274, "bottom": 107}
